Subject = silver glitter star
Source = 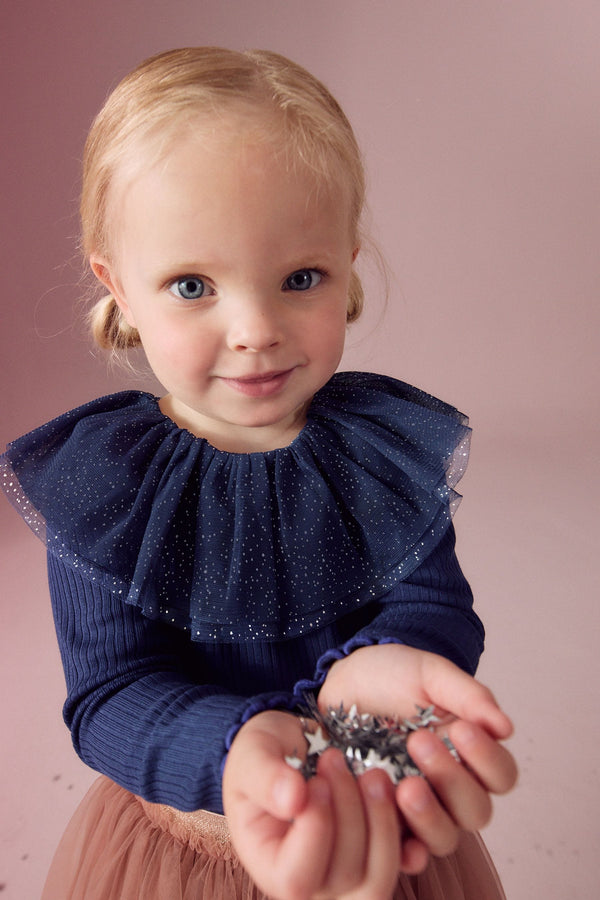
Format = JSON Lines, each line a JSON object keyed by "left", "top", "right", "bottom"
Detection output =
{"left": 285, "top": 698, "right": 461, "bottom": 785}
{"left": 305, "top": 726, "right": 330, "bottom": 756}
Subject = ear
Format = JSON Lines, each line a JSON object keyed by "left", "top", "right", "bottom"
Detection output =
{"left": 89, "top": 255, "right": 137, "bottom": 328}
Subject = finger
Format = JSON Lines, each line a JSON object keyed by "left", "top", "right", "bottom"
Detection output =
{"left": 396, "top": 775, "right": 461, "bottom": 857}
{"left": 224, "top": 727, "right": 308, "bottom": 823}
{"left": 398, "top": 834, "right": 430, "bottom": 875}
{"left": 351, "top": 770, "right": 401, "bottom": 900}
{"left": 448, "top": 720, "right": 519, "bottom": 794}
{"left": 270, "top": 776, "right": 335, "bottom": 900}
{"left": 316, "top": 749, "right": 368, "bottom": 894}
{"left": 407, "top": 730, "right": 491, "bottom": 832}
{"left": 421, "top": 656, "right": 514, "bottom": 739}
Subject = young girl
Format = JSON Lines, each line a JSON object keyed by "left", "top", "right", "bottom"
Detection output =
{"left": 1, "top": 48, "right": 516, "bottom": 900}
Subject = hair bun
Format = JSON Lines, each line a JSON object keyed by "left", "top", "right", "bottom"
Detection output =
{"left": 89, "top": 294, "right": 141, "bottom": 350}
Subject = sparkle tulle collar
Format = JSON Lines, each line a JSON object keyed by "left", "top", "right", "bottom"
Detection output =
{"left": 1, "top": 372, "right": 470, "bottom": 641}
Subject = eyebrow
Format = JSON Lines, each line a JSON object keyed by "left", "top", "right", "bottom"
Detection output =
{"left": 153, "top": 249, "right": 341, "bottom": 278}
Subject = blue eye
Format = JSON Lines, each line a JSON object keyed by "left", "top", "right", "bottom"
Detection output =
{"left": 169, "top": 277, "right": 209, "bottom": 300}
{"left": 284, "top": 269, "right": 322, "bottom": 292}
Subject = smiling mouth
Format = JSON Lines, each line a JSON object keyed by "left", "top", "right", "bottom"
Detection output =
{"left": 221, "top": 368, "right": 296, "bottom": 397}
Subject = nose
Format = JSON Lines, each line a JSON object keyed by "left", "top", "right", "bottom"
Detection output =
{"left": 226, "top": 297, "right": 283, "bottom": 353}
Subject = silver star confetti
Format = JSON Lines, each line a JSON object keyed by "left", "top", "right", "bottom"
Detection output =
{"left": 305, "top": 726, "right": 330, "bottom": 756}
{"left": 285, "top": 699, "right": 460, "bottom": 785}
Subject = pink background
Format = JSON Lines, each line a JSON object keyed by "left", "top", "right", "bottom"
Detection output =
{"left": 1, "top": 2, "right": 599, "bottom": 897}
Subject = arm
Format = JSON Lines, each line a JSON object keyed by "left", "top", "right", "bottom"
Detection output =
{"left": 47, "top": 552, "right": 296, "bottom": 813}
{"left": 224, "top": 527, "right": 516, "bottom": 897}
{"left": 313, "top": 527, "right": 517, "bottom": 863}
{"left": 294, "top": 524, "right": 484, "bottom": 705}
{"left": 52, "top": 552, "right": 397, "bottom": 897}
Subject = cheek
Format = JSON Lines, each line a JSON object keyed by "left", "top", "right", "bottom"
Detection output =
{"left": 309, "top": 308, "right": 348, "bottom": 363}
{"left": 137, "top": 319, "right": 212, "bottom": 375}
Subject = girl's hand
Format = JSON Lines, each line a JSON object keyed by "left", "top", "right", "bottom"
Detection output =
{"left": 223, "top": 709, "right": 407, "bottom": 900}
{"left": 318, "top": 644, "right": 518, "bottom": 863}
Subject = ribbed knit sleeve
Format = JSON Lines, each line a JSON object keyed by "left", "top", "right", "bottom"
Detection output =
{"left": 46, "top": 553, "right": 296, "bottom": 814}
{"left": 47, "top": 524, "right": 483, "bottom": 813}
{"left": 294, "top": 525, "right": 484, "bottom": 699}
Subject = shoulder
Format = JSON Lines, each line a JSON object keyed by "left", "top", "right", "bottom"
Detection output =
{"left": 312, "top": 372, "right": 468, "bottom": 424}
{"left": 8, "top": 391, "right": 161, "bottom": 445}
{"left": 2, "top": 390, "right": 170, "bottom": 537}
{"left": 3, "top": 391, "right": 173, "bottom": 476}
{"left": 308, "top": 372, "right": 470, "bottom": 478}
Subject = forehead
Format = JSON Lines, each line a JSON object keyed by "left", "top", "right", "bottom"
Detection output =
{"left": 108, "top": 107, "right": 353, "bottom": 232}
{"left": 110, "top": 123, "right": 354, "bottom": 269}
{"left": 115, "top": 100, "right": 352, "bottom": 194}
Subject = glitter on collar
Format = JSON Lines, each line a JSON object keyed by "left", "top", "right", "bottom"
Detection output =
{"left": 1, "top": 372, "right": 470, "bottom": 642}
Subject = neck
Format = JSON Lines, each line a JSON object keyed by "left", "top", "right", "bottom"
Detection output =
{"left": 158, "top": 395, "right": 309, "bottom": 453}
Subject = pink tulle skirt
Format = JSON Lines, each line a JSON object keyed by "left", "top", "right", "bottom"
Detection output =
{"left": 42, "top": 776, "right": 506, "bottom": 899}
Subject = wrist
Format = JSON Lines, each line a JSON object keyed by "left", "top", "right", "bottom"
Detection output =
{"left": 318, "top": 643, "right": 425, "bottom": 720}
{"left": 318, "top": 645, "right": 368, "bottom": 712}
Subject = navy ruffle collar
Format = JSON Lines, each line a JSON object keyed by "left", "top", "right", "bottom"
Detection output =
{"left": 1, "top": 372, "right": 470, "bottom": 641}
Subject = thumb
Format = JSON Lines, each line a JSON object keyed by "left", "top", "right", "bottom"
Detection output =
{"left": 224, "top": 712, "right": 309, "bottom": 821}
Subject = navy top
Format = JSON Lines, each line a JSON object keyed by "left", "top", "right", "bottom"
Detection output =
{"left": 1, "top": 372, "right": 483, "bottom": 813}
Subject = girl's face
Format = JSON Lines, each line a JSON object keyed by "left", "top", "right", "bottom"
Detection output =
{"left": 92, "top": 122, "right": 357, "bottom": 453}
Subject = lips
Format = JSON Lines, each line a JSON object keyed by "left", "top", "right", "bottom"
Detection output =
{"left": 230, "top": 370, "right": 290, "bottom": 383}
{"left": 220, "top": 368, "right": 296, "bottom": 398}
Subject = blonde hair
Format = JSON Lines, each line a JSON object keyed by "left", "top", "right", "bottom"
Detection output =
{"left": 83, "top": 47, "right": 366, "bottom": 351}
